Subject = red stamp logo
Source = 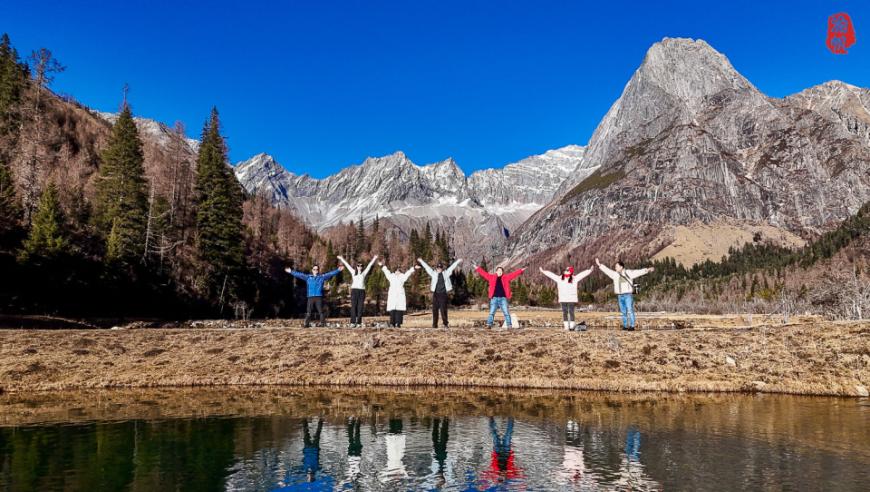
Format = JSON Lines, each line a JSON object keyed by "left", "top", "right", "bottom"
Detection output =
{"left": 827, "top": 12, "right": 856, "bottom": 54}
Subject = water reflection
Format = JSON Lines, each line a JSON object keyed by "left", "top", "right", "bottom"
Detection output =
{"left": 0, "top": 388, "right": 867, "bottom": 491}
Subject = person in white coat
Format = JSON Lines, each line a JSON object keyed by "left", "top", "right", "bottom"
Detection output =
{"left": 540, "top": 265, "right": 593, "bottom": 331}
{"left": 338, "top": 255, "right": 378, "bottom": 327}
{"left": 380, "top": 262, "right": 420, "bottom": 327}
{"left": 596, "top": 259, "right": 654, "bottom": 331}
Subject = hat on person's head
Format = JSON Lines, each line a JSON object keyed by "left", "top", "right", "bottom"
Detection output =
{"left": 436, "top": 263, "right": 444, "bottom": 269}
{"left": 565, "top": 266, "right": 574, "bottom": 275}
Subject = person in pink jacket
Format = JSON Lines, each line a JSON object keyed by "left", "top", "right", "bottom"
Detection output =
{"left": 473, "top": 263, "right": 526, "bottom": 329}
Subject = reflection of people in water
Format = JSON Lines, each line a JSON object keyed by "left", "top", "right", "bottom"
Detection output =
{"left": 625, "top": 425, "right": 641, "bottom": 462}
{"left": 270, "top": 417, "right": 334, "bottom": 491}
{"left": 380, "top": 418, "right": 409, "bottom": 482}
{"left": 345, "top": 417, "right": 363, "bottom": 484}
{"left": 611, "top": 425, "right": 656, "bottom": 490}
{"left": 484, "top": 417, "right": 524, "bottom": 483}
{"left": 432, "top": 417, "right": 449, "bottom": 472}
{"left": 302, "top": 418, "right": 323, "bottom": 482}
{"left": 432, "top": 417, "right": 449, "bottom": 487}
{"left": 560, "top": 419, "right": 601, "bottom": 486}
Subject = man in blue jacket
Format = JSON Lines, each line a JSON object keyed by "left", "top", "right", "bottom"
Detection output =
{"left": 285, "top": 264, "right": 343, "bottom": 327}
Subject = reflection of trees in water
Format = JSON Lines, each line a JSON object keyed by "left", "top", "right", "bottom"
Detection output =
{"left": 1, "top": 395, "right": 867, "bottom": 491}
{"left": 0, "top": 419, "right": 237, "bottom": 492}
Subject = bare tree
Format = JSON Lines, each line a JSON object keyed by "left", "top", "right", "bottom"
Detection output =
{"left": 813, "top": 267, "right": 870, "bottom": 320}
{"left": 20, "top": 48, "right": 65, "bottom": 221}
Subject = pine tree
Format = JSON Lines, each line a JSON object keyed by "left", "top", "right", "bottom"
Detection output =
{"left": 194, "top": 107, "right": 245, "bottom": 298}
{"left": 409, "top": 229, "right": 420, "bottom": 258}
{"left": 422, "top": 222, "right": 433, "bottom": 260}
{"left": 94, "top": 103, "right": 148, "bottom": 265}
{"left": 19, "top": 182, "right": 67, "bottom": 261}
{"left": 354, "top": 216, "right": 366, "bottom": 257}
{"left": 0, "top": 33, "right": 25, "bottom": 140}
{"left": 0, "top": 160, "right": 21, "bottom": 238}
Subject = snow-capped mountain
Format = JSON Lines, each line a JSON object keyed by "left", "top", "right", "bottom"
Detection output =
{"left": 97, "top": 111, "right": 200, "bottom": 153}
{"left": 505, "top": 38, "right": 870, "bottom": 266}
{"left": 234, "top": 146, "right": 586, "bottom": 258}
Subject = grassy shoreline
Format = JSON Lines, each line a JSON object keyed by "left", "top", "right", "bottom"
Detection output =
{"left": 1, "top": 312, "right": 867, "bottom": 397}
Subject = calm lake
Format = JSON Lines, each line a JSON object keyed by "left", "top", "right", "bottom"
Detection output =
{"left": 0, "top": 388, "right": 867, "bottom": 491}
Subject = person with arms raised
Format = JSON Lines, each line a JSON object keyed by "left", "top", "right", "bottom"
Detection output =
{"left": 540, "top": 264, "right": 594, "bottom": 331}
{"left": 285, "top": 263, "right": 344, "bottom": 328}
{"left": 380, "top": 261, "right": 420, "bottom": 328}
{"left": 595, "top": 258, "right": 654, "bottom": 331}
{"left": 337, "top": 254, "right": 378, "bottom": 327}
{"left": 473, "top": 263, "right": 526, "bottom": 329}
{"left": 417, "top": 258, "right": 463, "bottom": 328}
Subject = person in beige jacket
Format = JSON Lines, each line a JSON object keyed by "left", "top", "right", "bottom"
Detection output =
{"left": 595, "top": 259, "right": 654, "bottom": 331}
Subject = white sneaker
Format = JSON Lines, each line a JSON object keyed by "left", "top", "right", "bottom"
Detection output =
{"left": 569, "top": 321, "right": 576, "bottom": 331}
{"left": 563, "top": 321, "right": 570, "bottom": 331}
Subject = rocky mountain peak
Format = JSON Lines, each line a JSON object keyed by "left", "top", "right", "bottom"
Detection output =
{"left": 636, "top": 37, "right": 756, "bottom": 111}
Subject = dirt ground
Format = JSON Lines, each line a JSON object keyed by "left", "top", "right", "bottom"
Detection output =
{"left": 1, "top": 310, "right": 867, "bottom": 397}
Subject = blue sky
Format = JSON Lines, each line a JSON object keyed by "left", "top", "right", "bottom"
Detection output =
{"left": 5, "top": 1, "right": 869, "bottom": 177}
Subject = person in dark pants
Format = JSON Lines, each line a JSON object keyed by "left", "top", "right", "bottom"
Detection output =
{"left": 381, "top": 262, "right": 420, "bottom": 328}
{"left": 540, "top": 265, "right": 594, "bottom": 331}
{"left": 285, "top": 264, "right": 343, "bottom": 327}
{"left": 338, "top": 255, "right": 378, "bottom": 327}
{"left": 418, "top": 258, "right": 463, "bottom": 328}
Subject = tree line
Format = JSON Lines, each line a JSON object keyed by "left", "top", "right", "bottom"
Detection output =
{"left": 0, "top": 33, "right": 578, "bottom": 319}
{"left": 642, "top": 201, "right": 869, "bottom": 302}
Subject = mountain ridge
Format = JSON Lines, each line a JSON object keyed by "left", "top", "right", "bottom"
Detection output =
{"left": 505, "top": 37, "right": 870, "bottom": 267}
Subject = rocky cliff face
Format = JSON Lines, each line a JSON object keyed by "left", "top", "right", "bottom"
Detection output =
{"left": 507, "top": 38, "right": 870, "bottom": 266}
{"left": 234, "top": 146, "right": 586, "bottom": 259}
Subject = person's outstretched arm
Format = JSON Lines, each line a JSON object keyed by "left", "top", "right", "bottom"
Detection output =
{"left": 626, "top": 266, "right": 654, "bottom": 279}
{"left": 503, "top": 268, "right": 525, "bottom": 281}
{"left": 286, "top": 267, "right": 308, "bottom": 280}
{"left": 381, "top": 265, "right": 392, "bottom": 276}
{"left": 402, "top": 266, "right": 418, "bottom": 282}
{"left": 446, "top": 258, "right": 463, "bottom": 275}
{"left": 362, "top": 255, "right": 378, "bottom": 276}
{"left": 539, "top": 268, "right": 560, "bottom": 282}
{"left": 323, "top": 266, "right": 343, "bottom": 280}
{"left": 337, "top": 255, "right": 354, "bottom": 273}
{"left": 573, "top": 267, "right": 594, "bottom": 282}
{"left": 474, "top": 264, "right": 493, "bottom": 280}
{"left": 595, "top": 258, "right": 617, "bottom": 279}
{"left": 417, "top": 258, "right": 434, "bottom": 276}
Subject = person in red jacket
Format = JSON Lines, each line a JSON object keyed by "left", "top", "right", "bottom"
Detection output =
{"left": 473, "top": 263, "right": 526, "bottom": 329}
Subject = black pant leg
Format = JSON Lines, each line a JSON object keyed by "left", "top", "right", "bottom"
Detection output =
{"left": 397, "top": 310, "right": 404, "bottom": 327}
{"left": 356, "top": 290, "right": 366, "bottom": 323}
{"left": 313, "top": 297, "right": 324, "bottom": 325}
{"left": 349, "top": 289, "right": 360, "bottom": 324}
{"left": 434, "top": 293, "right": 449, "bottom": 327}
{"left": 432, "top": 295, "right": 439, "bottom": 327}
{"left": 305, "top": 297, "right": 315, "bottom": 327}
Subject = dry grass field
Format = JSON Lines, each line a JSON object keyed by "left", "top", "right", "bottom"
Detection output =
{"left": 0, "top": 310, "right": 867, "bottom": 397}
